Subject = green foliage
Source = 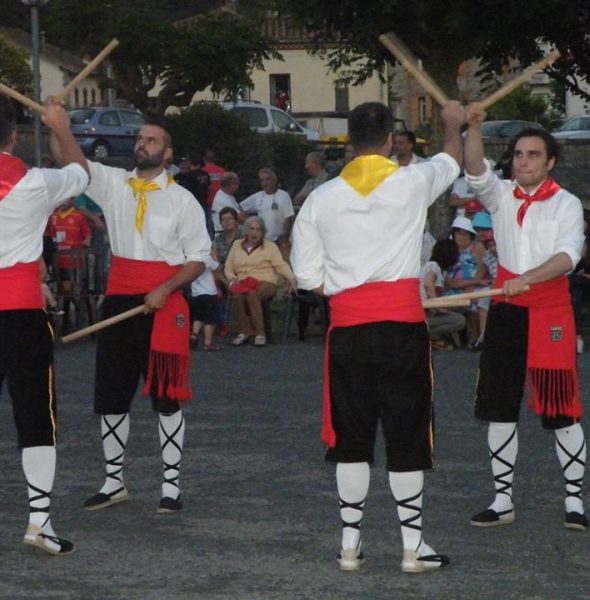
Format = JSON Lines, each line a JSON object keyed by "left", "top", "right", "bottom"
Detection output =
{"left": 43, "top": 0, "right": 278, "bottom": 114}
{"left": 486, "top": 85, "right": 550, "bottom": 126}
{"left": 167, "top": 103, "right": 314, "bottom": 197}
{"left": 276, "top": 0, "right": 590, "bottom": 104}
{"left": 0, "top": 35, "right": 32, "bottom": 91}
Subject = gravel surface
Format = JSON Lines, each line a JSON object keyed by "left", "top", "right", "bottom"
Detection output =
{"left": 0, "top": 334, "right": 588, "bottom": 600}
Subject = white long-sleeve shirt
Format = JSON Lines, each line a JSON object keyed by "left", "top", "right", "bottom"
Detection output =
{"left": 86, "top": 161, "right": 210, "bottom": 265}
{"left": 465, "top": 161, "right": 583, "bottom": 274}
{"left": 0, "top": 159, "right": 88, "bottom": 267}
{"left": 291, "top": 153, "right": 459, "bottom": 295}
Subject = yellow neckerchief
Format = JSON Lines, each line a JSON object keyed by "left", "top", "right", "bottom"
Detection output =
{"left": 128, "top": 173, "right": 176, "bottom": 232}
{"left": 340, "top": 154, "right": 399, "bottom": 197}
{"left": 57, "top": 206, "right": 76, "bottom": 218}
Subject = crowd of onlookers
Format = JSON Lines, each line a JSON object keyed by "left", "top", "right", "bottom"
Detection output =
{"left": 42, "top": 133, "right": 590, "bottom": 354}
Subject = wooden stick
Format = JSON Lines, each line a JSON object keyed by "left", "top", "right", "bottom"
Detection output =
{"left": 378, "top": 32, "right": 449, "bottom": 107}
{"left": 423, "top": 297, "right": 471, "bottom": 309}
{"left": 479, "top": 50, "right": 561, "bottom": 110}
{"left": 55, "top": 39, "right": 119, "bottom": 104}
{"left": 423, "top": 285, "right": 530, "bottom": 309}
{"left": 61, "top": 304, "right": 145, "bottom": 344}
{"left": 0, "top": 82, "right": 46, "bottom": 115}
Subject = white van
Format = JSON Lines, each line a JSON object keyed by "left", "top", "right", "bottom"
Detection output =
{"left": 223, "top": 101, "right": 320, "bottom": 141}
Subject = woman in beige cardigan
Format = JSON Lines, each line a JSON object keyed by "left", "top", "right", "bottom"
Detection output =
{"left": 225, "top": 216, "right": 297, "bottom": 346}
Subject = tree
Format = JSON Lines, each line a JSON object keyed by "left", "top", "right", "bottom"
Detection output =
{"left": 486, "top": 86, "right": 550, "bottom": 126}
{"left": 42, "top": 0, "right": 278, "bottom": 114}
{"left": 275, "top": 0, "right": 590, "bottom": 113}
{"left": 0, "top": 35, "right": 32, "bottom": 91}
{"left": 275, "top": 0, "right": 590, "bottom": 235}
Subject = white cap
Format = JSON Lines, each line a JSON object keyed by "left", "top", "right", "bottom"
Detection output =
{"left": 451, "top": 215, "right": 477, "bottom": 235}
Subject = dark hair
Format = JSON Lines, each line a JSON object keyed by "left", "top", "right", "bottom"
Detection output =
{"left": 509, "top": 127, "right": 559, "bottom": 163}
{"left": 219, "top": 206, "right": 238, "bottom": 221}
{"left": 0, "top": 96, "right": 17, "bottom": 148}
{"left": 348, "top": 102, "right": 393, "bottom": 151}
{"left": 204, "top": 149, "right": 217, "bottom": 162}
{"left": 397, "top": 130, "right": 416, "bottom": 145}
{"left": 430, "top": 239, "right": 459, "bottom": 272}
{"left": 144, "top": 117, "right": 173, "bottom": 148}
{"left": 451, "top": 227, "right": 476, "bottom": 241}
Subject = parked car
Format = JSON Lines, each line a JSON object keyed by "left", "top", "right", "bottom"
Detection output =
{"left": 552, "top": 115, "right": 590, "bottom": 140}
{"left": 463, "top": 119, "right": 543, "bottom": 139}
{"left": 223, "top": 101, "right": 320, "bottom": 141}
{"left": 69, "top": 107, "right": 146, "bottom": 158}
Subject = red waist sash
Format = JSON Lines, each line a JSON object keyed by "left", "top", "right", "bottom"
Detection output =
{"left": 0, "top": 261, "right": 43, "bottom": 310}
{"left": 107, "top": 256, "right": 191, "bottom": 401}
{"left": 322, "top": 279, "right": 424, "bottom": 446}
{"left": 495, "top": 264, "right": 581, "bottom": 418}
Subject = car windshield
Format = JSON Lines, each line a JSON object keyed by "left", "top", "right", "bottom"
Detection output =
{"left": 69, "top": 109, "right": 96, "bottom": 125}
{"left": 480, "top": 122, "right": 507, "bottom": 136}
{"left": 558, "top": 117, "right": 590, "bottom": 132}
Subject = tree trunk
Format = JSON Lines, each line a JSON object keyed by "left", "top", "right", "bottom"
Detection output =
{"left": 424, "top": 60, "right": 461, "bottom": 239}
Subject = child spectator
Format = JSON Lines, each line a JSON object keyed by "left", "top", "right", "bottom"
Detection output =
{"left": 420, "top": 239, "right": 466, "bottom": 351}
{"left": 46, "top": 198, "right": 91, "bottom": 330}
{"left": 443, "top": 216, "right": 491, "bottom": 350}
{"left": 189, "top": 256, "right": 221, "bottom": 352}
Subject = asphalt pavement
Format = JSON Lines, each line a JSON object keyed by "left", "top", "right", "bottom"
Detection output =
{"left": 0, "top": 331, "right": 589, "bottom": 600}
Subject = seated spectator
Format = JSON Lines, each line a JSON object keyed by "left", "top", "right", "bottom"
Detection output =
{"left": 292, "top": 152, "right": 329, "bottom": 208}
{"left": 443, "top": 216, "right": 491, "bottom": 349}
{"left": 188, "top": 253, "right": 221, "bottom": 352}
{"left": 224, "top": 216, "right": 297, "bottom": 347}
{"left": 213, "top": 207, "right": 243, "bottom": 334}
{"left": 211, "top": 172, "right": 245, "bottom": 234}
{"left": 421, "top": 239, "right": 466, "bottom": 351}
{"left": 240, "top": 168, "right": 294, "bottom": 253}
{"left": 214, "top": 207, "right": 244, "bottom": 269}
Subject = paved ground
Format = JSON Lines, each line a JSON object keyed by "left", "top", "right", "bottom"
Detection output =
{"left": 0, "top": 329, "right": 589, "bottom": 600}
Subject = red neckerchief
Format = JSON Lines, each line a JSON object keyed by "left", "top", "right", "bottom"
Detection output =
{"left": 241, "top": 239, "right": 263, "bottom": 255}
{"left": 0, "top": 153, "right": 28, "bottom": 201}
{"left": 513, "top": 177, "right": 561, "bottom": 226}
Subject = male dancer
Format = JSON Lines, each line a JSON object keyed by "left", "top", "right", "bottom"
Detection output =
{"left": 291, "top": 100, "right": 465, "bottom": 572}
{"left": 464, "top": 103, "right": 587, "bottom": 531}
{"left": 0, "top": 96, "right": 89, "bottom": 554}
{"left": 53, "top": 119, "right": 211, "bottom": 513}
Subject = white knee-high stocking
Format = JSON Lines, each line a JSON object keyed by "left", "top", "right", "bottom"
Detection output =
{"left": 159, "top": 411, "right": 185, "bottom": 500}
{"left": 487, "top": 422, "right": 518, "bottom": 514}
{"left": 336, "top": 462, "right": 370, "bottom": 551}
{"left": 99, "top": 414, "right": 130, "bottom": 495}
{"left": 555, "top": 423, "right": 586, "bottom": 514}
{"left": 22, "top": 446, "right": 61, "bottom": 550}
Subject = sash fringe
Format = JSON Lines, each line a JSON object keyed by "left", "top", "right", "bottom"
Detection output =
{"left": 526, "top": 368, "right": 582, "bottom": 418}
{"left": 142, "top": 350, "right": 191, "bottom": 401}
